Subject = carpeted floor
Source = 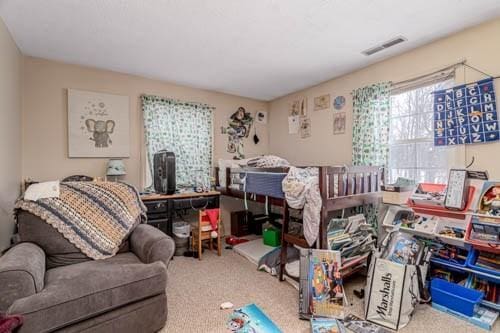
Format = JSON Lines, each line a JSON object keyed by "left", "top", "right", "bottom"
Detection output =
{"left": 161, "top": 248, "right": 498, "bottom": 333}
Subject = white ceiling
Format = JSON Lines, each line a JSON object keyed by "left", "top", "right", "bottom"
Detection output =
{"left": 1, "top": 1, "right": 500, "bottom": 101}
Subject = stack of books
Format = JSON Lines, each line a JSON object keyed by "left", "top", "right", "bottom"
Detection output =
{"left": 326, "top": 214, "right": 376, "bottom": 268}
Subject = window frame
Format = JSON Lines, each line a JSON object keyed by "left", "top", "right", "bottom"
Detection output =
{"left": 387, "top": 77, "right": 455, "bottom": 184}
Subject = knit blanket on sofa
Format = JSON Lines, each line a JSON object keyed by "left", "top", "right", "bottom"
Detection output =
{"left": 15, "top": 181, "right": 146, "bottom": 260}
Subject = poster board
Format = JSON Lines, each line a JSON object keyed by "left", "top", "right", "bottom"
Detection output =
{"left": 433, "top": 78, "right": 499, "bottom": 146}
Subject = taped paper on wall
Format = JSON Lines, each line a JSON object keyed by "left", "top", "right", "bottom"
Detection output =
{"left": 288, "top": 115, "right": 300, "bottom": 134}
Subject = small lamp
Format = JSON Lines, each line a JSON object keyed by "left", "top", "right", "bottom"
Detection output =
{"left": 106, "top": 159, "right": 126, "bottom": 181}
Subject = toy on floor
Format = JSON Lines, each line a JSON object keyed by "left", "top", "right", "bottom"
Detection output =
{"left": 310, "top": 317, "right": 345, "bottom": 333}
{"left": 226, "top": 303, "right": 282, "bottom": 333}
{"left": 220, "top": 301, "right": 234, "bottom": 310}
{"left": 226, "top": 235, "right": 250, "bottom": 246}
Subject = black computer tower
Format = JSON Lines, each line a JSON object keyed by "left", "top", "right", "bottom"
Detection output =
{"left": 153, "top": 151, "right": 176, "bottom": 194}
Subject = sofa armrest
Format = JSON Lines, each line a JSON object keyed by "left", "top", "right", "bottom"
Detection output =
{"left": 0, "top": 243, "right": 45, "bottom": 312}
{"left": 130, "top": 224, "right": 175, "bottom": 266}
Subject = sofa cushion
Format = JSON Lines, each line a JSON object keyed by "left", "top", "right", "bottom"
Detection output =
{"left": 8, "top": 253, "right": 167, "bottom": 333}
{"left": 17, "top": 210, "right": 130, "bottom": 269}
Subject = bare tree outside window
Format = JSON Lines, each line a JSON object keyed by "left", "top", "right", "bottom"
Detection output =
{"left": 388, "top": 80, "right": 454, "bottom": 184}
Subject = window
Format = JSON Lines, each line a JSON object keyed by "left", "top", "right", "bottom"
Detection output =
{"left": 142, "top": 95, "right": 214, "bottom": 189}
{"left": 388, "top": 80, "right": 454, "bottom": 184}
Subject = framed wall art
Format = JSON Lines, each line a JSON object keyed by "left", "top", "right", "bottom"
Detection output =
{"left": 333, "top": 112, "right": 346, "bottom": 135}
{"left": 314, "top": 94, "right": 330, "bottom": 111}
{"left": 68, "top": 89, "right": 130, "bottom": 157}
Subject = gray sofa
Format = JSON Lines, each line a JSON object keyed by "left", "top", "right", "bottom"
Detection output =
{"left": 0, "top": 211, "right": 175, "bottom": 333}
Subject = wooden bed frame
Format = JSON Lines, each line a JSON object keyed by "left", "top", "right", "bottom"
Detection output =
{"left": 215, "top": 165, "right": 383, "bottom": 281}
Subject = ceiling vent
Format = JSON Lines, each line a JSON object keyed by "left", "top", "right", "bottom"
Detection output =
{"left": 362, "top": 36, "right": 407, "bottom": 56}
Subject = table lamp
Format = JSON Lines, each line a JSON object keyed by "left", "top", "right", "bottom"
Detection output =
{"left": 106, "top": 159, "right": 126, "bottom": 181}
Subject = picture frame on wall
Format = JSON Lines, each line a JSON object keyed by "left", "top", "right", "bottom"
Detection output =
{"left": 314, "top": 94, "right": 330, "bottom": 111}
{"left": 68, "top": 89, "right": 130, "bottom": 157}
{"left": 333, "top": 112, "right": 346, "bottom": 135}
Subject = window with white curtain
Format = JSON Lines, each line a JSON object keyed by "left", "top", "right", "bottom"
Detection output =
{"left": 388, "top": 79, "right": 455, "bottom": 184}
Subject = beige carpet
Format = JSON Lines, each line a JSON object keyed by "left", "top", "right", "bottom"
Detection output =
{"left": 161, "top": 248, "right": 498, "bottom": 333}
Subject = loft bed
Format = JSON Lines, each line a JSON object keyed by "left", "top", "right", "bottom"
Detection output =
{"left": 215, "top": 165, "right": 383, "bottom": 281}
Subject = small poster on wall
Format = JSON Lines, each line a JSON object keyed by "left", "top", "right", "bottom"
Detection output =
{"left": 433, "top": 78, "right": 499, "bottom": 146}
{"left": 300, "top": 117, "right": 311, "bottom": 139}
{"left": 333, "top": 112, "right": 346, "bottom": 135}
{"left": 256, "top": 110, "right": 268, "bottom": 124}
{"left": 68, "top": 89, "right": 130, "bottom": 157}
{"left": 290, "top": 97, "right": 307, "bottom": 117}
{"left": 288, "top": 115, "right": 300, "bottom": 134}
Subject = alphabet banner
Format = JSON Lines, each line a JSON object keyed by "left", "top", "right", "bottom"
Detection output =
{"left": 433, "top": 78, "right": 499, "bottom": 146}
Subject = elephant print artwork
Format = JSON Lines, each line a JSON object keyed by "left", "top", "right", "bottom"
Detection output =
{"left": 68, "top": 89, "right": 130, "bottom": 157}
{"left": 85, "top": 119, "right": 116, "bottom": 148}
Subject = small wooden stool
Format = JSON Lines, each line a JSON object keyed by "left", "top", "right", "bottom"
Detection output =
{"left": 191, "top": 209, "right": 222, "bottom": 260}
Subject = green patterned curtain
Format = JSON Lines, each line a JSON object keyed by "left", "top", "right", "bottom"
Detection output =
{"left": 352, "top": 82, "right": 392, "bottom": 167}
{"left": 351, "top": 82, "right": 391, "bottom": 227}
{"left": 142, "top": 95, "right": 214, "bottom": 189}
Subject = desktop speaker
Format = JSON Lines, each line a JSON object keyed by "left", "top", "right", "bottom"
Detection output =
{"left": 153, "top": 150, "right": 176, "bottom": 194}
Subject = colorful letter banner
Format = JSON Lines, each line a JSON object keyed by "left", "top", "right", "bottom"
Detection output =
{"left": 433, "top": 78, "right": 499, "bottom": 146}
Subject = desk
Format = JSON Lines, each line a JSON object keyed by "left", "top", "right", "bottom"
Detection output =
{"left": 141, "top": 191, "right": 220, "bottom": 236}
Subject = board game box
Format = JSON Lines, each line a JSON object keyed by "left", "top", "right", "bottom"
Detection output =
{"left": 299, "top": 249, "right": 344, "bottom": 319}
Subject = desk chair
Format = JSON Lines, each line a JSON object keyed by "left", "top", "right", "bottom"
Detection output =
{"left": 191, "top": 209, "right": 222, "bottom": 260}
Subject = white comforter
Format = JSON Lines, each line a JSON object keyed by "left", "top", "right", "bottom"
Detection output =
{"left": 282, "top": 167, "right": 321, "bottom": 246}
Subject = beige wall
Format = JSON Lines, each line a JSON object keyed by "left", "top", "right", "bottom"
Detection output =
{"left": 269, "top": 18, "right": 500, "bottom": 179}
{"left": 0, "top": 18, "right": 22, "bottom": 251}
{"left": 22, "top": 57, "right": 269, "bottom": 189}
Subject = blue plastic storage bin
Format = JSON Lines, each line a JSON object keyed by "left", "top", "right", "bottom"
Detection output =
{"left": 430, "top": 278, "right": 484, "bottom": 317}
{"left": 431, "top": 245, "right": 471, "bottom": 268}
{"left": 466, "top": 250, "right": 500, "bottom": 278}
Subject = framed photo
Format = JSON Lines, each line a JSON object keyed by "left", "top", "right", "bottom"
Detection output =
{"left": 68, "top": 89, "right": 130, "bottom": 157}
{"left": 314, "top": 94, "right": 330, "bottom": 111}
{"left": 333, "top": 112, "right": 346, "bottom": 135}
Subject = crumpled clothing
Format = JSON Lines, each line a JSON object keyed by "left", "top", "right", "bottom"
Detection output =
{"left": 282, "top": 167, "right": 321, "bottom": 246}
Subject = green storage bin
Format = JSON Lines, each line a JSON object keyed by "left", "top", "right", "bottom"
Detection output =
{"left": 263, "top": 227, "right": 281, "bottom": 247}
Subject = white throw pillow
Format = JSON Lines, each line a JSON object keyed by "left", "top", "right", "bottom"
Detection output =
{"left": 24, "top": 181, "right": 60, "bottom": 201}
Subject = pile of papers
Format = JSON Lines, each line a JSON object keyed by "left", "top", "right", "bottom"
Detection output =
{"left": 327, "top": 214, "right": 376, "bottom": 268}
